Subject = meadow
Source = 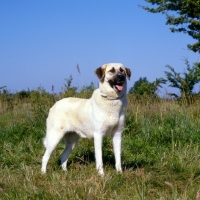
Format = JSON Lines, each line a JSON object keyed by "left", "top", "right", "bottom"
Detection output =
{"left": 0, "top": 87, "right": 200, "bottom": 199}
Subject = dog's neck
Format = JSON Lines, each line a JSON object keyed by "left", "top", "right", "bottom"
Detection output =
{"left": 100, "top": 91, "right": 125, "bottom": 100}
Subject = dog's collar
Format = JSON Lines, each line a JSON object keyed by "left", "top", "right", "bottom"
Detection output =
{"left": 100, "top": 91, "right": 125, "bottom": 100}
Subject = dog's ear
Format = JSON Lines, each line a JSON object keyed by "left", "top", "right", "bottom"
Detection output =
{"left": 94, "top": 65, "right": 106, "bottom": 81}
{"left": 125, "top": 68, "right": 131, "bottom": 80}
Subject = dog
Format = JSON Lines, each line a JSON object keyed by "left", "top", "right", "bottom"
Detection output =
{"left": 41, "top": 63, "right": 131, "bottom": 175}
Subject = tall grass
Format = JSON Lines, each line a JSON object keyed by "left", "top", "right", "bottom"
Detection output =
{"left": 0, "top": 88, "right": 200, "bottom": 199}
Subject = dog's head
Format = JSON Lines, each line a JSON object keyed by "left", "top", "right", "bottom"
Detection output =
{"left": 95, "top": 63, "right": 131, "bottom": 95}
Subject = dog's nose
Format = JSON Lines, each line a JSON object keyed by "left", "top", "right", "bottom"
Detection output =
{"left": 117, "top": 73, "right": 125, "bottom": 81}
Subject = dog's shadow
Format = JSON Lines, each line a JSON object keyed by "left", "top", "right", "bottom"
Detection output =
{"left": 56, "top": 139, "right": 150, "bottom": 171}
{"left": 57, "top": 150, "right": 116, "bottom": 168}
{"left": 57, "top": 151, "right": 150, "bottom": 171}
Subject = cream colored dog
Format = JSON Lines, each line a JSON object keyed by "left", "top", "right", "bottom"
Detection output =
{"left": 41, "top": 63, "right": 131, "bottom": 175}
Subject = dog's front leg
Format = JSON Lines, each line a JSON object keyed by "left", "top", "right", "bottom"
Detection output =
{"left": 112, "top": 132, "right": 122, "bottom": 173}
{"left": 94, "top": 133, "right": 104, "bottom": 176}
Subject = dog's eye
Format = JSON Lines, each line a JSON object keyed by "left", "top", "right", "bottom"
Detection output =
{"left": 120, "top": 67, "right": 124, "bottom": 73}
{"left": 109, "top": 67, "right": 115, "bottom": 73}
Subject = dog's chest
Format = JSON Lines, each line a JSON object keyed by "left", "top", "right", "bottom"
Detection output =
{"left": 104, "top": 112, "right": 121, "bottom": 132}
{"left": 104, "top": 103, "right": 121, "bottom": 120}
{"left": 93, "top": 99, "right": 124, "bottom": 128}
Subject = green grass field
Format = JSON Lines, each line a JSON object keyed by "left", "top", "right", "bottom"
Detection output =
{"left": 0, "top": 90, "right": 200, "bottom": 199}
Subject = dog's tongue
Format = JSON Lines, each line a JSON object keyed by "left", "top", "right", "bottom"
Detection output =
{"left": 115, "top": 85, "right": 123, "bottom": 91}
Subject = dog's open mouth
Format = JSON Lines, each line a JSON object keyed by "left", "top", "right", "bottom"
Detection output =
{"left": 109, "top": 80, "right": 124, "bottom": 92}
{"left": 114, "top": 84, "right": 123, "bottom": 92}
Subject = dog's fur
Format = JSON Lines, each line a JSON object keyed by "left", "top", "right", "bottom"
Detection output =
{"left": 41, "top": 63, "right": 131, "bottom": 175}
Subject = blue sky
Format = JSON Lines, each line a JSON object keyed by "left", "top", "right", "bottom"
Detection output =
{"left": 0, "top": 0, "right": 199, "bottom": 95}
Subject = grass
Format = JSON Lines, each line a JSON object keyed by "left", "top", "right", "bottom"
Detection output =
{"left": 0, "top": 90, "right": 200, "bottom": 199}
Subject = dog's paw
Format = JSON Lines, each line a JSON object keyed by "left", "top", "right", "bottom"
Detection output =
{"left": 116, "top": 169, "right": 122, "bottom": 174}
{"left": 61, "top": 165, "right": 68, "bottom": 172}
{"left": 97, "top": 168, "right": 104, "bottom": 177}
{"left": 116, "top": 165, "right": 122, "bottom": 174}
{"left": 98, "top": 171, "right": 104, "bottom": 177}
{"left": 41, "top": 169, "right": 46, "bottom": 174}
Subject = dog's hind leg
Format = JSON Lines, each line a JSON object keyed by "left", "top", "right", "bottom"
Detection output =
{"left": 41, "top": 130, "right": 64, "bottom": 173}
{"left": 60, "top": 132, "right": 79, "bottom": 171}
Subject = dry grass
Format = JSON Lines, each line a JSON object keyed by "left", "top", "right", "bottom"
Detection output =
{"left": 0, "top": 90, "right": 200, "bottom": 199}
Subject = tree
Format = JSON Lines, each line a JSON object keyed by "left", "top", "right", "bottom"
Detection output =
{"left": 141, "top": 0, "right": 200, "bottom": 52}
{"left": 164, "top": 60, "right": 200, "bottom": 103}
{"left": 129, "top": 77, "right": 166, "bottom": 97}
{"left": 129, "top": 77, "right": 149, "bottom": 95}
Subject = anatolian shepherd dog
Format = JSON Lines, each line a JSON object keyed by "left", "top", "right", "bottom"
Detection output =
{"left": 41, "top": 63, "right": 131, "bottom": 175}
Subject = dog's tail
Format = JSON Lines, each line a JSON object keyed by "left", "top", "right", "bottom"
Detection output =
{"left": 42, "top": 137, "right": 47, "bottom": 148}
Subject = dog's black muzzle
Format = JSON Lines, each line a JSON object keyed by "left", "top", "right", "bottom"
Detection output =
{"left": 117, "top": 73, "right": 125, "bottom": 84}
{"left": 108, "top": 73, "right": 126, "bottom": 93}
